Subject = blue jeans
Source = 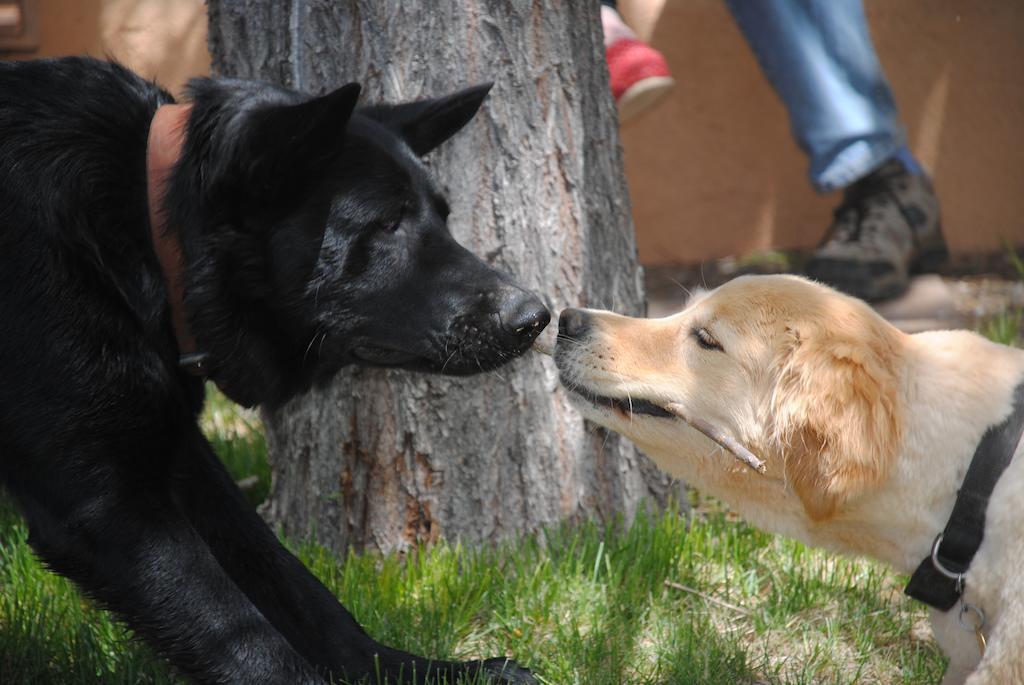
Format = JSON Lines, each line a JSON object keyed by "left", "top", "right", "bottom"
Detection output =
{"left": 725, "top": 0, "right": 906, "bottom": 192}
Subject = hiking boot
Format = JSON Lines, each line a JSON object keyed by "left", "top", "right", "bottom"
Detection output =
{"left": 805, "top": 158, "right": 946, "bottom": 302}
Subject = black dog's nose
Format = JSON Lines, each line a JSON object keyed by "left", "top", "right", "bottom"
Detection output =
{"left": 558, "top": 308, "right": 590, "bottom": 339}
{"left": 500, "top": 292, "right": 551, "bottom": 341}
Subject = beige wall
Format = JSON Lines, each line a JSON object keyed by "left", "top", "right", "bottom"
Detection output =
{"left": 620, "top": 0, "right": 1024, "bottom": 263}
{"left": 9, "top": 1, "right": 1023, "bottom": 264}
{"left": 5, "top": 0, "right": 208, "bottom": 96}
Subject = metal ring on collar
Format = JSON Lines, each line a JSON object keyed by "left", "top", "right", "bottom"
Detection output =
{"left": 930, "top": 533, "right": 966, "bottom": 584}
{"left": 958, "top": 602, "right": 985, "bottom": 632}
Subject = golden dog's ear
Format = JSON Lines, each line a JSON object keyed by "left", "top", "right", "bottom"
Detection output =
{"left": 771, "top": 310, "right": 903, "bottom": 521}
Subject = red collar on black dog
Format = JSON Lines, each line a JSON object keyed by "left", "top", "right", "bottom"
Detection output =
{"left": 146, "top": 103, "right": 207, "bottom": 377}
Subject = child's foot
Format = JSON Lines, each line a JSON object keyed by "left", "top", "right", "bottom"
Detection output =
{"left": 602, "top": 6, "right": 674, "bottom": 124}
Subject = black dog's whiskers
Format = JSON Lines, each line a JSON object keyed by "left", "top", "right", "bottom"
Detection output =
{"left": 302, "top": 327, "right": 325, "bottom": 367}
{"left": 481, "top": 352, "right": 509, "bottom": 383}
{"left": 440, "top": 348, "right": 460, "bottom": 374}
{"left": 317, "top": 330, "right": 328, "bottom": 359}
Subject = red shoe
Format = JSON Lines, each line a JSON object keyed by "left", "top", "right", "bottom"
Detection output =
{"left": 606, "top": 38, "right": 674, "bottom": 124}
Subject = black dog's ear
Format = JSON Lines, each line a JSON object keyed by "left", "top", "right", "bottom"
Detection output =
{"left": 367, "top": 83, "right": 492, "bottom": 156}
{"left": 245, "top": 83, "right": 362, "bottom": 192}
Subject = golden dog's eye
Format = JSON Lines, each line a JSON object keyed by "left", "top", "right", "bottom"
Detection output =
{"left": 693, "top": 327, "right": 724, "bottom": 352}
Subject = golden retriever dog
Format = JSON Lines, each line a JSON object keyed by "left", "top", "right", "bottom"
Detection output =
{"left": 553, "top": 274, "right": 1024, "bottom": 685}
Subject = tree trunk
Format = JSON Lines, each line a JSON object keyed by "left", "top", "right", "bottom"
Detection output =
{"left": 207, "top": 0, "right": 683, "bottom": 553}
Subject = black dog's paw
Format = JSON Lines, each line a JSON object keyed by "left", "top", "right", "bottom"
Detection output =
{"left": 480, "top": 657, "right": 538, "bottom": 684}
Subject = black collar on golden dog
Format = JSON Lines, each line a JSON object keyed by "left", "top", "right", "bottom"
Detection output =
{"left": 904, "top": 381, "right": 1024, "bottom": 611}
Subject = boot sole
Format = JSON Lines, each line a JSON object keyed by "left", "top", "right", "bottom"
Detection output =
{"left": 807, "top": 226, "right": 949, "bottom": 302}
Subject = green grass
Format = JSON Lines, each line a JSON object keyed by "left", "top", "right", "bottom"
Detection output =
{"left": 977, "top": 244, "right": 1024, "bottom": 346}
{"left": 981, "top": 309, "right": 1022, "bottom": 345}
{"left": 202, "top": 386, "right": 271, "bottom": 505}
{"left": 0, "top": 388, "right": 946, "bottom": 684}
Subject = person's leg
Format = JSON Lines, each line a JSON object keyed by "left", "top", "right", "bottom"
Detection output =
{"left": 725, "top": 0, "right": 903, "bottom": 191}
{"left": 725, "top": 0, "right": 945, "bottom": 301}
{"left": 600, "top": 1, "right": 632, "bottom": 46}
{"left": 600, "top": 1, "right": 674, "bottom": 123}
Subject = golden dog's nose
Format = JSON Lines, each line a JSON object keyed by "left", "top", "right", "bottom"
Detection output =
{"left": 558, "top": 308, "right": 590, "bottom": 340}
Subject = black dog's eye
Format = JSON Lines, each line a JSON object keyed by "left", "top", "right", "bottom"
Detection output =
{"left": 372, "top": 209, "right": 404, "bottom": 233}
{"left": 693, "top": 327, "right": 724, "bottom": 352}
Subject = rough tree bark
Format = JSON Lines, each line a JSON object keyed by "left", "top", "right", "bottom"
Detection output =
{"left": 207, "top": 0, "right": 683, "bottom": 553}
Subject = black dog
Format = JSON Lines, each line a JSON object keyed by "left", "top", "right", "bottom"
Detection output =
{"left": 0, "top": 57, "right": 547, "bottom": 684}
